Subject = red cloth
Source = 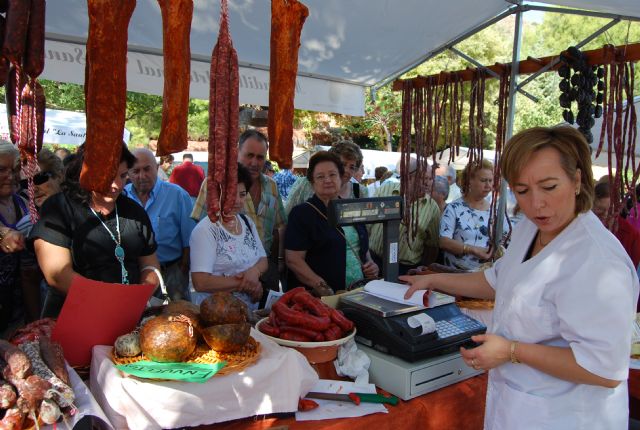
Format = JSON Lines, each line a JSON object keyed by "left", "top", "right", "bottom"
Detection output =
{"left": 169, "top": 160, "right": 205, "bottom": 197}
{"left": 615, "top": 216, "right": 640, "bottom": 268}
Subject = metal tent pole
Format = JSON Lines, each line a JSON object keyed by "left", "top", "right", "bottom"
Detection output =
{"left": 494, "top": 1, "right": 523, "bottom": 249}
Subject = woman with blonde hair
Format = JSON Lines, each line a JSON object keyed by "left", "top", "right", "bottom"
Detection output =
{"left": 439, "top": 158, "right": 508, "bottom": 270}
{"left": 402, "top": 126, "right": 638, "bottom": 429}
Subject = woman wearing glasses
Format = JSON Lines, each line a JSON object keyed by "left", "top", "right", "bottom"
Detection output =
{"left": 285, "top": 151, "right": 378, "bottom": 296}
{"left": 30, "top": 143, "right": 160, "bottom": 317}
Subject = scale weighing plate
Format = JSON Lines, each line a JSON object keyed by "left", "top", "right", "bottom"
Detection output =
{"left": 340, "top": 291, "right": 423, "bottom": 317}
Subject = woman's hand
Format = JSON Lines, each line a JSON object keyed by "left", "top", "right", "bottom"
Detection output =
{"left": 399, "top": 274, "right": 433, "bottom": 300}
{"left": 236, "top": 266, "right": 263, "bottom": 302}
{"left": 468, "top": 245, "right": 492, "bottom": 261}
{"left": 1, "top": 229, "right": 25, "bottom": 253}
{"left": 362, "top": 260, "right": 379, "bottom": 279}
{"left": 460, "top": 333, "right": 510, "bottom": 371}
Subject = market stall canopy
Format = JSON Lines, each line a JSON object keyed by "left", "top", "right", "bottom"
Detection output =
{"left": 0, "top": 104, "right": 131, "bottom": 145}
{"left": 43, "top": 1, "right": 640, "bottom": 117}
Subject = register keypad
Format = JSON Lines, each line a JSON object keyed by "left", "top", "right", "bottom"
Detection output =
{"left": 436, "top": 315, "right": 485, "bottom": 339}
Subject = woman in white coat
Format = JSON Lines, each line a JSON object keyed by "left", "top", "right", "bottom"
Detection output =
{"left": 401, "top": 126, "right": 638, "bottom": 430}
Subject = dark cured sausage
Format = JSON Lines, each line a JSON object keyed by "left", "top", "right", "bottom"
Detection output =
{"left": 2, "top": 0, "right": 32, "bottom": 65}
{"left": 81, "top": 0, "right": 135, "bottom": 193}
{"left": 18, "top": 80, "right": 44, "bottom": 157}
{"left": 267, "top": 0, "right": 308, "bottom": 169}
{"left": 0, "top": 17, "right": 10, "bottom": 87}
{"left": 207, "top": 0, "right": 238, "bottom": 222}
{"left": 39, "top": 337, "right": 70, "bottom": 387}
{"left": 155, "top": 0, "right": 193, "bottom": 156}
{"left": 23, "top": 0, "right": 45, "bottom": 79}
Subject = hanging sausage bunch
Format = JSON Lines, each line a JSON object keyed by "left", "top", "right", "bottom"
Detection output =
{"left": 594, "top": 45, "right": 638, "bottom": 229}
{"left": 206, "top": 0, "right": 239, "bottom": 223}
{"left": 2, "top": 0, "right": 46, "bottom": 222}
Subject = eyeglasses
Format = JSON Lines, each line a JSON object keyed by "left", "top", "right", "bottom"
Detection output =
{"left": 33, "top": 171, "right": 54, "bottom": 185}
{"left": 0, "top": 166, "right": 15, "bottom": 176}
{"left": 313, "top": 172, "right": 339, "bottom": 182}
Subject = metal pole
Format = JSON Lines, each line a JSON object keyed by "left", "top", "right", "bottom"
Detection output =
{"left": 494, "top": 1, "right": 523, "bottom": 249}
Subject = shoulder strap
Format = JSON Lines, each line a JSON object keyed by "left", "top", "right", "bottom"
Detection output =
{"left": 238, "top": 213, "right": 255, "bottom": 239}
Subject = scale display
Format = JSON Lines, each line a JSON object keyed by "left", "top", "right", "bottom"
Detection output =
{"left": 329, "top": 196, "right": 402, "bottom": 226}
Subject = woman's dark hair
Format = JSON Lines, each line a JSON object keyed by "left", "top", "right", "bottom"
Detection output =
{"left": 306, "top": 151, "right": 344, "bottom": 183}
{"left": 62, "top": 142, "right": 136, "bottom": 205}
{"left": 237, "top": 162, "right": 252, "bottom": 191}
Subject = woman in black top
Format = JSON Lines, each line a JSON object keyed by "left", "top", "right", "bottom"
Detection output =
{"left": 30, "top": 143, "right": 160, "bottom": 317}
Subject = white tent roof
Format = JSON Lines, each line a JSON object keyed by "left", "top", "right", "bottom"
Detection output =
{"left": 44, "top": 1, "right": 640, "bottom": 116}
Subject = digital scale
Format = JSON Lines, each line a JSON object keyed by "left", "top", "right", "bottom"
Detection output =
{"left": 328, "top": 196, "right": 487, "bottom": 400}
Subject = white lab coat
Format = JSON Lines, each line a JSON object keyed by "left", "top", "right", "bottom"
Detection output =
{"left": 483, "top": 212, "right": 639, "bottom": 430}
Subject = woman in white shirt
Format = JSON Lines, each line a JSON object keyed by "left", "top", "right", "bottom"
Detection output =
{"left": 402, "top": 126, "right": 638, "bottom": 430}
{"left": 189, "top": 163, "right": 267, "bottom": 311}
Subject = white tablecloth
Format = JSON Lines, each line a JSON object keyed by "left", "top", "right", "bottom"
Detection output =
{"left": 89, "top": 329, "right": 319, "bottom": 430}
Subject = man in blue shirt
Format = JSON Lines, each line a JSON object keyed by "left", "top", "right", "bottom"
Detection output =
{"left": 126, "top": 148, "right": 195, "bottom": 300}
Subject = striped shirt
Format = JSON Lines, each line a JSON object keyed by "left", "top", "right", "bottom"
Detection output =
{"left": 191, "top": 174, "right": 286, "bottom": 255}
{"left": 368, "top": 181, "right": 441, "bottom": 265}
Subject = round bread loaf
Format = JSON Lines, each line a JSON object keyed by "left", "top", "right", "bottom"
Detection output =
{"left": 200, "top": 292, "right": 248, "bottom": 326}
{"left": 139, "top": 314, "right": 197, "bottom": 362}
{"left": 163, "top": 300, "right": 201, "bottom": 329}
{"left": 201, "top": 322, "right": 251, "bottom": 352}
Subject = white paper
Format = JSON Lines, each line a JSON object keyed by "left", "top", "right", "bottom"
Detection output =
{"left": 296, "top": 379, "right": 388, "bottom": 421}
{"left": 264, "top": 289, "right": 284, "bottom": 311}
{"left": 363, "top": 280, "right": 455, "bottom": 308}
{"left": 407, "top": 313, "right": 436, "bottom": 335}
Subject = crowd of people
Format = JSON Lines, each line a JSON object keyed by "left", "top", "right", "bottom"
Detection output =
{"left": 0, "top": 124, "right": 638, "bottom": 428}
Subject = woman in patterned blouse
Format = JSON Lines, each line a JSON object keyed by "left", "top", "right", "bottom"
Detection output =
{"left": 439, "top": 159, "right": 507, "bottom": 270}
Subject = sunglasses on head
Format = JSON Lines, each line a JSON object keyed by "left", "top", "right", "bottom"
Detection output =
{"left": 33, "top": 171, "right": 53, "bottom": 185}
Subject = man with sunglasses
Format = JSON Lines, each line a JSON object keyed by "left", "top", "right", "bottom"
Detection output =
{"left": 126, "top": 148, "right": 195, "bottom": 301}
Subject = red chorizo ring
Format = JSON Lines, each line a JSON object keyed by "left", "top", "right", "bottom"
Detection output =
{"left": 278, "top": 287, "right": 306, "bottom": 306}
{"left": 2, "top": 0, "right": 32, "bottom": 65}
{"left": 323, "top": 324, "right": 343, "bottom": 341}
{"left": 0, "top": 339, "right": 32, "bottom": 380}
{"left": 279, "top": 331, "right": 312, "bottom": 342}
{"left": 23, "top": 0, "right": 45, "bottom": 79}
{"left": 291, "top": 291, "right": 330, "bottom": 317}
{"left": 279, "top": 325, "right": 323, "bottom": 341}
{"left": 155, "top": 0, "right": 193, "bottom": 156}
{"left": 258, "top": 320, "right": 280, "bottom": 337}
{"left": 329, "top": 308, "right": 354, "bottom": 332}
{"left": 272, "top": 301, "right": 331, "bottom": 331}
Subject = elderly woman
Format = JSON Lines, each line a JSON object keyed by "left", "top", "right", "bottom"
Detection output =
{"left": 189, "top": 163, "right": 267, "bottom": 310}
{"left": 402, "top": 126, "right": 638, "bottom": 429}
{"left": 30, "top": 143, "right": 160, "bottom": 318}
{"left": 285, "top": 140, "right": 368, "bottom": 215}
{"left": 439, "top": 159, "right": 508, "bottom": 270}
{"left": 285, "top": 151, "right": 378, "bottom": 295}
{"left": 0, "top": 141, "right": 28, "bottom": 330}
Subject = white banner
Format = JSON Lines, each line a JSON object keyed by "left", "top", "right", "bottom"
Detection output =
{"left": 42, "top": 40, "right": 365, "bottom": 117}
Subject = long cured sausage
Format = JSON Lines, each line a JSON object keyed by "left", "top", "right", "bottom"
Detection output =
{"left": 2, "top": 0, "right": 31, "bottom": 65}
{"left": 81, "top": 0, "right": 136, "bottom": 193}
{"left": 267, "top": 0, "right": 308, "bottom": 169}
{"left": 0, "top": 16, "right": 9, "bottom": 87}
{"left": 207, "top": 0, "right": 238, "bottom": 222}
{"left": 23, "top": 0, "right": 45, "bottom": 79}
{"left": 155, "top": 0, "right": 193, "bottom": 156}
{"left": 18, "top": 80, "right": 44, "bottom": 157}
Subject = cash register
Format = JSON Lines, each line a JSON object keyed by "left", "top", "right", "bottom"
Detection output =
{"left": 328, "top": 196, "right": 487, "bottom": 399}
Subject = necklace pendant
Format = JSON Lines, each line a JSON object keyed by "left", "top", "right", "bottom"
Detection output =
{"left": 115, "top": 245, "right": 125, "bottom": 260}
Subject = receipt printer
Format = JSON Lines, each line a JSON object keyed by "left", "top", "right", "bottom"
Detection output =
{"left": 339, "top": 292, "right": 486, "bottom": 362}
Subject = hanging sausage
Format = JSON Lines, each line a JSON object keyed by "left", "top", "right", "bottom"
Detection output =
{"left": 206, "top": 0, "right": 239, "bottom": 222}
{"left": 267, "top": 0, "right": 309, "bottom": 169}
{"left": 155, "top": 0, "right": 193, "bottom": 156}
{"left": 81, "top": 0, "right": 136, "bottom": 193}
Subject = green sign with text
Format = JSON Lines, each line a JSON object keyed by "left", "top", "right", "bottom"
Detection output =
{"left": 116, "top": 360, "right": 227, "bottom": 383}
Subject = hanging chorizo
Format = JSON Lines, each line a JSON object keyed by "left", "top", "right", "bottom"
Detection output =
{"left": 81, "top": 0, "right": 136, "bottom": 193}
{"left": 23, "top": 0, "right": 45, "bottom": 79}
{"left": 2, "top": 0, "right": 31, "bottom": 65}
{"left": 267, "top": 0, "right": 308, "bottom": 169}
{"left": 155, "top": 0, "right": 193, "bottom": 156}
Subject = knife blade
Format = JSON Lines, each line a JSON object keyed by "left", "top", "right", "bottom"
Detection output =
{"left": 305, "top": 392, "right": 399, "bottom": 406}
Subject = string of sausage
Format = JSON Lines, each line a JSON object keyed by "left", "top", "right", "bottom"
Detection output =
{"left": 206, "top": 0, "right": 239, "bottom": 223}
{"left": 82, "top": 0, "right": 136, "bottom": 193}
{"left": 155, "top": 0, "right": 193, "bottom": 157}
{"left": 267, "top": 0, "right": 309, "bottom": 169}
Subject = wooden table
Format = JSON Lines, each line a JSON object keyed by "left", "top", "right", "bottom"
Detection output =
{"left": 200, "top": 373, "right": 488, "bottom": 430}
